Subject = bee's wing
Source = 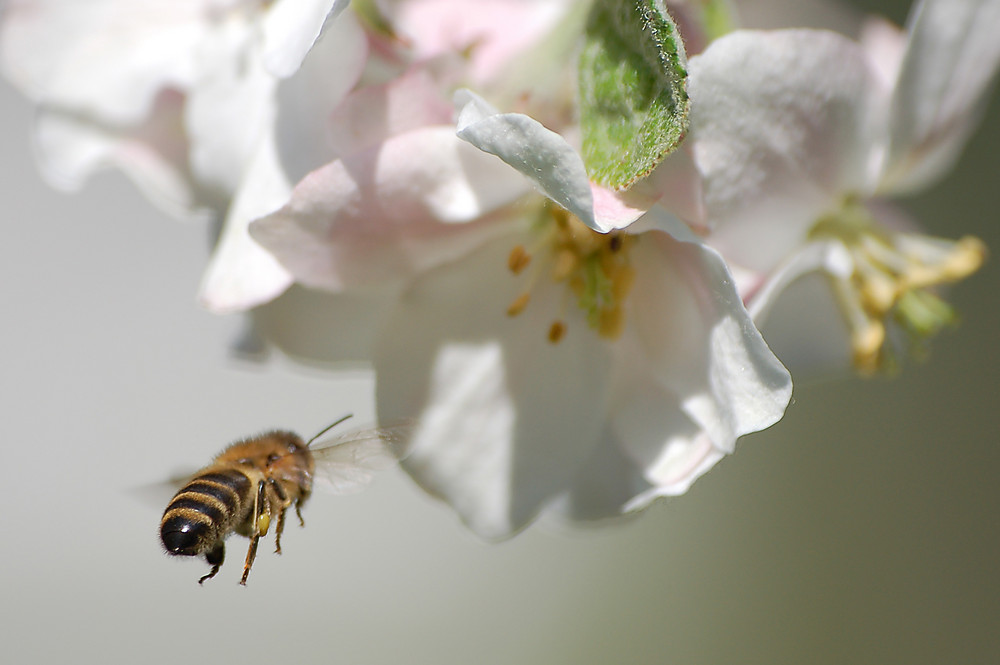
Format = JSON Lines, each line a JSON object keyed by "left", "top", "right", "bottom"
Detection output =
{"left": 309, "top": 426, "right": 411, "bottom": 495}
{"left": 129, "top": 468, "right": 197, "bottom": 509}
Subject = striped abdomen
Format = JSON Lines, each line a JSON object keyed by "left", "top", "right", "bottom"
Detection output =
{"left": 161, "top": 469, "right": 254, "bottom": 556}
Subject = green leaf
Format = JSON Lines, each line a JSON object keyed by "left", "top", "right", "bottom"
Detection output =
{"left": 579, "top": 0, "right": 690, "bottom": 189}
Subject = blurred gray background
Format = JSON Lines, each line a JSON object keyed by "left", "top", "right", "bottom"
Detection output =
{"left": 1, "top": 1, "right": 997, "bottom": 663}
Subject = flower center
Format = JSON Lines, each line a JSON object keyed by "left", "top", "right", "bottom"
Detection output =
{"left": 809, "top": 200, "right": 986, "bottom": 374}
{"left": 505, "top": 205, "right": 636, "bottom": 343}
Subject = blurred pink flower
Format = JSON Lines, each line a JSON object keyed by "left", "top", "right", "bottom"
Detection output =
{"left": 0, "top": 0, "right": 367, "bottom": 309}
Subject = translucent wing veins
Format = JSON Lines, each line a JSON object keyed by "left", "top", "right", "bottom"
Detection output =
{"left": 308, "top": 425, "right": 411, "bottom": 495}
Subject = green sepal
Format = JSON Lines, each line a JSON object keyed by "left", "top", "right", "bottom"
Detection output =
{"left": 578, "top": 0, "right": 690, "bottom": 189}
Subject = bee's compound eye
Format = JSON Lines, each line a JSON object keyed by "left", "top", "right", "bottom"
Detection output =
{"left": 161, "top": 517, "right": 207, "bottom": 556}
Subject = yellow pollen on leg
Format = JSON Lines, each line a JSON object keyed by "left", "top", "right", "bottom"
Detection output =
{"left": 256, "top": 512, "right": 271, "bottom": 535}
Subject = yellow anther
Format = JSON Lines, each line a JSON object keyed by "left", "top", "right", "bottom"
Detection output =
{"left": 548, "top": 321, "right": 567, "bottom": 343}
{"left": 507, "top": 292, "right": 531, "bottom": 317}
{"left": 813, "top": 200, "right": 984, "bottom": 375}
{"left": 851, "top": 319, "right": 886, "bottom": 376}
{"left": 857, "top": 267, "right": 899, "bottom": 314}
{"left": 904, "top": 235, "right": 987, "bottom": 286}
{"left": 551, "top": 248, "right": 578, "bottom": 281}
{"left": 504, "top": 204, "right": 638, "bottom": 341}
{"left": 508, "top": 245, "right": 532, "bottom": 274}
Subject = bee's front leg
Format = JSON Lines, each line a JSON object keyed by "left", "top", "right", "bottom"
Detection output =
{"left": 269, "top": 479, "right": 291, "bottom": 555}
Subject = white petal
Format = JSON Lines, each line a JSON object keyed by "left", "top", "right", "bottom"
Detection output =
{"left": 547, "top": 432, "right": 653, "bottom": 521}
{"left": 455, "top": 90, "right": 603, "bottom": 231}
{"left": 551, "top": 373, "right": 726, "bottom": 521}
{"left": 34, "top": 90, "right": 209, "bottom": 218}
{"left": 1, "top": 0, "right": 207, "bottom": 123}
{"left": 688, "top": 29, "right": 885, "bottom": 272}
{"left": 250, "top": 127, "right": 530, "bottom": 290}
{"left": 269, "top": 10, "right": 367, "bottom": 178}
{"left": 740, "top": 240, "right": 854, "bottom": 377}
{"left": 252, "top": 284, "right": 399, "bottom": 364}
{"left": 744, "top": 241, "right": 852, "bottom": 323}
{"left": 881, "top": 0, "right": 1000, "bottom": 192}
{"left": 185, "top": 25, "right": 277, "bottom": 197}
{"left": 260, "top": 0, "right": 349, "bottom": 78}
{"left": 198, "top": 137, "right": 294, "bottom": 313}
{"left": 754, "top": 269, "right": 852, "bottom": 377}
{"left": 373, "top": 234, "right": 613, "bottom": 538}
{"left": 627, "top": 233, "right": 792, "bottom": 453}
{"left": 198, "top": 20, "right": 366, "bottom": 311}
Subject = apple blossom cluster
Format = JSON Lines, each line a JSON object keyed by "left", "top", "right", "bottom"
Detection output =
{"left": 3, "top": 0, "right": 996, "bottom": 538}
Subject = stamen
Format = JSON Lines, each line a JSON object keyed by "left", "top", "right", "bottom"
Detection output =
{"left": 551, "top": 248, "right": 578, "bottom": 281}
{"left": 810, "top": 200, "right": 986, "bottom": 374}
{"left": 598, "top": 305, "right": 626, "bottom": 340}
{"left": 503, "top": 204, "right": 638, "bottom": 341}
{"left": 899, "top": 235, "right": 986, "bottom": 289}
{"left": 507, "top": 292, "right": 531, "bottom": 317}
{"left": 548, "top": 321, "right": 566, "bottom": 343}
{"left": 508, "top": 245, "right": 532, "bottom": 274}
{"left": 832, "top": 273, "right": 886, "bottom": 375}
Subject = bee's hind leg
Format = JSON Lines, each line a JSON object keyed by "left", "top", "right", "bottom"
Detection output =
{"left": 240, "top": 480, "right": 271, "bottom": 586}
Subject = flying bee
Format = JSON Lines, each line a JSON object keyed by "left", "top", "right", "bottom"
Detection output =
{"left": 160, "top": 415, "right": 407, "bottom": 585}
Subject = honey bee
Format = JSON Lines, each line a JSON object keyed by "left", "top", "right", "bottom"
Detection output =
{"left": 160, "top": 415, "right": 406, "bottom": 585}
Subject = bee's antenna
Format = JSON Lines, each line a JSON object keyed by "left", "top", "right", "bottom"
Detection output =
{"left": 305, "top": 414, "right": 354, "bottom": 447}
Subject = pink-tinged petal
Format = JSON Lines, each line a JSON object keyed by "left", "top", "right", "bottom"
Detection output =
{"left": 249, "top": 127, "right": 530, "bottom": 290}
{"left": 590, "top": 182, "right": 661, "bottom": 231}
{"left": 627, "top": 233, "right": 792, "bottom": 453}
{"left": 199, "top": 21, "right": 367, "bottom": 311}
{"left": 858, "top": 16, "right": 907, "bottom": 92}
{"left": 881, "top": 0, "right": 1000, "bottom": 192}
{"left": 688, "top": 29, "right": 885, "bottom": 272}
{"left": 373, "top": 233, "right": 613, "bottom": 538}
{"left": 260, "top": 0, "right": 349, "bottom": 78}
{"left": 376, "top": 0, "right": 568, "bottom": 83}
{"left": 456, "top": 90, "right": 610, "bottom": 231}
{"left": 1, "top": 0, "right": 207, "bottom": 123}
{"left": 644, "top": 148, "right": 708, "bottom": 232}
{"left": 327, "top": 62, "right": 454, "bottom": 156}
{"left": 34, "top": 89, "right": 209, "bottom": 218}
